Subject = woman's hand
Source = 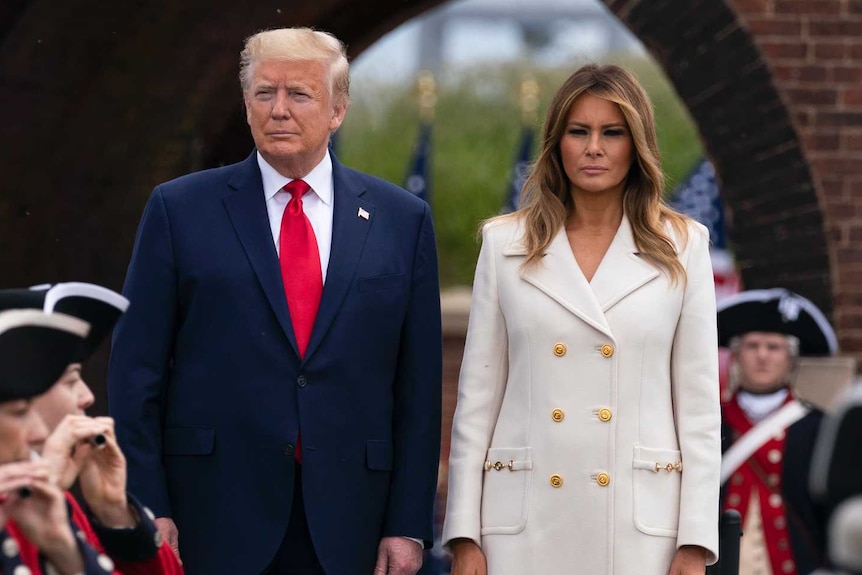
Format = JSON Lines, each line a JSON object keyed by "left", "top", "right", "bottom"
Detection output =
{"left": 1, "top": 462, "right": 84, "bottom": 574}
{"left": 42, "top": 415, "right": 134, "bottom": 528}
{"left": 77, "top": 417, "right": 134, "bottom": 528}
{"left": 667, "top": 545, "right": 707, "bottom": 575}
{"left": 450, "top": 538, "right": 487, "bottom": 575}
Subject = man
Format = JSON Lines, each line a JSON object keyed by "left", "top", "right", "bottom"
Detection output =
{"left": 717, "top": 288, "right": 835, "bottom": 575}
{"left": 108, "top": 27, "right": 442, "bottom": 575}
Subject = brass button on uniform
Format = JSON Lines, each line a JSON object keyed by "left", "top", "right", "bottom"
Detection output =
{"left": 553, "top": 343, "right": 567, "bottom": 357}
{"left": 597, "top": 408, "right": 612, "bottom": 422}
{"left": 550, "top": 474, "right": 563, "bottom": 488}
{"left": 600, "top": 344, "right": 614, "bottom": 358}
{"left": 596, "top": 472, "right": 611, "bottom": 486}
{"left": 551, "top": 409, "right": 565, "bottom": 422}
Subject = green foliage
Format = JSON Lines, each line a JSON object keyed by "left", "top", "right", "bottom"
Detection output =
{"left": 338, "top": 56, "right": 703, "bottom": 287}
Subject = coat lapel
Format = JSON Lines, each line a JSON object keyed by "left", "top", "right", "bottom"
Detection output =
{"left": 302, "top": 159, "right": 374, "bottom": 363}
{"left": 510, "top": 225, "right": 614, "bottom": 340}
{"left": 588, "top": 214, "right": 660, "bottom": 312}
{"left": 222, "top": 152, "right": 300, "bottom": 356}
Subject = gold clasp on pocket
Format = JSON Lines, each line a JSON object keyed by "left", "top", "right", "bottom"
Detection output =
{"left": 484, "top": 460, "right": 515, "bottom": 472}
{"left": 653, "top": 461, "right": 682, "bottom": 473}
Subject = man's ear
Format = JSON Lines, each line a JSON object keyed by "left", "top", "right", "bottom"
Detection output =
{"left": 330, "top": 102, "right": 348, "bottom": 131}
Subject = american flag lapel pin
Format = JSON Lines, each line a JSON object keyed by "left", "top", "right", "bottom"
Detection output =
{"left": 358, "top": 207, "right": 370, "bottom": 220}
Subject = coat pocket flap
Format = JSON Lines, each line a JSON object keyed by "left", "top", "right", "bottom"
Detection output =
{"left": 358, "top": 273, "right": 405, "bottom": 292}
{"left": 632, "top": 445, "right": 682, "bottom": 473}
{"left": 366, "top": 440, "right": 394, "bottom": 471}
{"left": 484, "top": 447, "right": 533, "bottom": 471}
{"left": 163, "top": 426, "right": 215, "bottom": 456}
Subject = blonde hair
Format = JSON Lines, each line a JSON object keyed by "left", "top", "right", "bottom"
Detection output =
{"left": 504, "top": 64, "right": 690, "bottom": 284}
{"left": 239, "top": 27, "right": 350, "bottom": 107}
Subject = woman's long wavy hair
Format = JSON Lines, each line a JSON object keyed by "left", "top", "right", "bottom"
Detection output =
{"left": 505, "top": 64, "right": 691, "bottom": 284}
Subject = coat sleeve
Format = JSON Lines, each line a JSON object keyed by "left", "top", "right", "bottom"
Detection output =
{"left": 670, "top": 223, "right": 722, "bottom": 564}
{"left": 383, "top": 202, "right": 443, "bottom": 546}
{"left": 442, "top": 223, "right": 510, "bottom": 548}
{"left": 107, "top": 187, "right": 178, "bottom": 518}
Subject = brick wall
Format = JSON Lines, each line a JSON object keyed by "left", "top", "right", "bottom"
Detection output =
{"left": 719, "top": 0, "right": 862, "bottom": 356}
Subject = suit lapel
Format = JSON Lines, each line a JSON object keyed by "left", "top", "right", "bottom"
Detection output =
{"left": 303, "top": 159, "right": 374, "bottom": 363}
{"left": 222, "top": 152, "right": 300, "bottom": 356}
{"left": 589, "top": 214, "right": 660, "bottom": 312}
{"left": 512, "top": 226, "right": 614, "bottom": 339}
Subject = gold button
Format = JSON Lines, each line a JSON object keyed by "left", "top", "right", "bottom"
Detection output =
{"left": 596, "top": 472, "right": 610, "bottom": 486}
{"left": 769, "top": 493, "right": 783, "bottom": 508}
{"left": 550, "top": 474, "right": 563, "bottom": 488}
{"left": 600, "top": 344, "right": 614, "bottom": 358}
{"left": 551, "top": 409, "right": 565, "bottom": 422}
{"left": 768, "top": 449, "right": 782, "bottom": 464}
{"left": 553, "top": 343, "right": 567, "bottom": 357}
{"left": 597, "top": 408, "right": 612, "bottom": 422}
{"left": 728, "top": 493, "right": 741, "bottom": 507}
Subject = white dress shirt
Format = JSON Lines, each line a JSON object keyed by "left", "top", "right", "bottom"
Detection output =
{"left": 259, "top": 151, "right": 334, "bottom": 282}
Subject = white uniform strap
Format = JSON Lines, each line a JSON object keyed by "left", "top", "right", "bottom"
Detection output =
{"left": 720, "top": 399, "right": 810, "bottom": 485}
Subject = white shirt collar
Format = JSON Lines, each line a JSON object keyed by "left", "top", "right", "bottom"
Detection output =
{"left": 736, "top": 388, "right": 790, "bottom": 423}
{"left": 257, "top": 151, "right": 333, "bottom": 206}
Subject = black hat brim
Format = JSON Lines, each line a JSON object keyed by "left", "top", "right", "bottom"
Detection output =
{"left": 717, "top": 288, "right": 837, "bottom": 356}
{"left": 0, "top": 310, "right": 90, "bottom": 402}
{"left": 0, "top": 283, "right": 128, "bottom": 362}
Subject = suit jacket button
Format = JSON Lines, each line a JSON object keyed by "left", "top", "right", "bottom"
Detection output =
{"left": 600, "top": 344, "right": 614, "bottom": 358}
{"left": 551, "top": 409, "right": 565, "bottom": 422}
{"left": 553, "top": 343, "right": 567, "bottom": 357}
{"left": 596, "top": 472, "right": 611, "bottom": 486}
{"left": 549, "top": 474, "right": 563, "bottom": 488}
{"left": 598, "top": 408, "right": 612, "bottom": 422}
{"left": 283, "top": 444, "right": 295, "bottom": 457}
{"left": 297, "top": 375, "right": 307, "bottom": 388}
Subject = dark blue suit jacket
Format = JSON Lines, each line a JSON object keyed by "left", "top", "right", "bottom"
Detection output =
{"left": 108, "top": 152, "right": 442, "bottom": 575}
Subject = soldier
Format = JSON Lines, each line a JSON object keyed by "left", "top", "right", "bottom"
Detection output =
{"left": 718, "top": 288, "right": 836, "bottom": 575}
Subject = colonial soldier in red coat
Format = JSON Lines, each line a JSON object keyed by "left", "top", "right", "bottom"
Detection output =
{"left": 718, "top": 288, "right": 837, "bottom": 575}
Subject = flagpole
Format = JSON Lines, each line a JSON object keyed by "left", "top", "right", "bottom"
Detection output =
{"left": 518, "top": 76, "right": 539, "bottom": 128}
{"left": 504, "top": 77, "right": 540, "bottom": 213}
{"left": 404, "top": 71, "right": 437, "bottom": 203}
{"left": 417, "top": 70, "right": 437, "bottom": 124}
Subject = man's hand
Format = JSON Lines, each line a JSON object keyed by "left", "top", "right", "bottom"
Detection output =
{"left": 450, "top": 538, "right": 487, "bottom": 575}
{"left": 667, "top": 545, "right": 707, "bottom": 575}
{"left": 372, "top": 536, "right": 423, "bottom": 575}
{"left": 155, "top": 517, "right": 181, "bottom": 562}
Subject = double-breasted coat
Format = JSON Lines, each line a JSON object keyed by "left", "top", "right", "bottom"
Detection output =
{"left": 443, "top": 214, "right": 722, "bottom": 574}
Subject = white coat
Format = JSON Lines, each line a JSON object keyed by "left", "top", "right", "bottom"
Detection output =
{"left": 443, "top": 214, "right": 721, "bottom": 574}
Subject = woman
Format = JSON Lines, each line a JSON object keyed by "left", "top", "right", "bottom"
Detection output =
{"left": 443, "top": 64, "right": 721, "bottom": 575}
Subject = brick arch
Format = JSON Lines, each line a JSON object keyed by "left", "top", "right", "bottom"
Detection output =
{"left": 0, "top": 0, "right": 858, "bottom": 366}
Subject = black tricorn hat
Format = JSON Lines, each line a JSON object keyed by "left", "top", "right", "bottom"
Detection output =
{"left": 0, "top": 283, "right": 128, "bottom": 362}
{"left": 0, "top": 309, "right": 91, "bottom": 402}
{"left": 717, "top": 288, "right": 837, "bottom": 356}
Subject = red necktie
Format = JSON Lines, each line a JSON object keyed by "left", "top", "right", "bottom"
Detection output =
{"left": 279, "top": 179, "right": 322, "bottom": 462}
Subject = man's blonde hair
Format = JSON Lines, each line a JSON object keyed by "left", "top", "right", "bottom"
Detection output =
{"left": 239, "top": 27, "right": 350, "bottom": 107}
